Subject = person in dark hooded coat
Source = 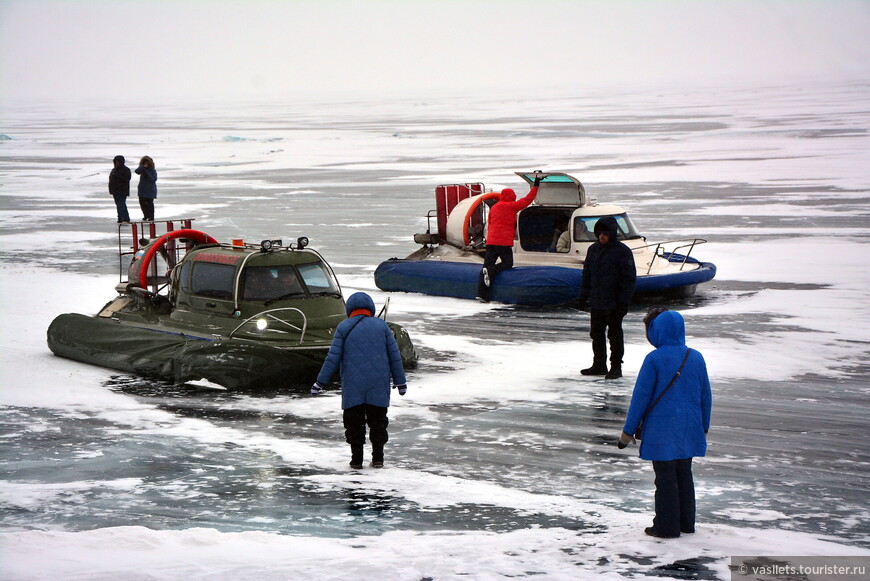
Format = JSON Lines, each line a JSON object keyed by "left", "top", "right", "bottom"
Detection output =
{"left": 577, "top": 216, "right": 636, "bottom": 379}
{"left": 619, "top": 308, "right": 712, "bottom": 538}
{"left": 475, "top": 176, "right": 540, "bottom": 302}
{"left": 312, "top": 292, "right": 407, "bottom": 468}
{"left": 108, "top": 155, "right": 131, "bottom": 223}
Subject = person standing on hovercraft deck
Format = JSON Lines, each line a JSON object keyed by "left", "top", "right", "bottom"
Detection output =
{"left": 108, "top": 155, "right": 131, "bottom": 223}
{"left": 475, "top": 176, "right": 540, "bottom": 302}
{"left": 134, "top": 156, "right": 157, "bottom": 221}
{"left": 312, "top": 292, "right": 407, "bottom": 469}
{"left": 578, "top": 216, "right": 636, "bottom": 379}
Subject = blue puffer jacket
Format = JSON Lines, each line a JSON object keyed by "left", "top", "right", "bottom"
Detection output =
{"left": 135, "top": 166, "right": 158, "bottom": 198}
{"left": 623, "top": 310, "right": 712, "bottom": 461}
{"left": 316, "top": 292, "right": 407, "bottom": 409}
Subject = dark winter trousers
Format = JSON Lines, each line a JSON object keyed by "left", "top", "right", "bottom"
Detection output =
{"left": 343, "top": 404, "right": 389, "bottom": 463}
{"left": 476, "top": 245, "right": 513, "bottom": 300}
{"left": 139, "top": 197, "right": 155, "bottom": 221}
{"left": 589, "top": 308, "right": 627, "bottom": 368}
{"left": 652, "top": 458, "right": 696, "bottom": 536}
{"left": 112, "top": 194, "right": 130, "bottom": 223}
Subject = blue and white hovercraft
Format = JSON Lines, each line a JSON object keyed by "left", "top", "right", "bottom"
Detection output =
{"left": 375, "top": 171, "right": 716, "bottom": 306}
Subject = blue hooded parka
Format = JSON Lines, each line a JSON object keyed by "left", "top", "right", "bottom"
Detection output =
{"left": 316, "top": 292, "right": 407, "bottom": 409}
{"left": 135, "top": 165, "right": 158, "bottom": 199}
{"left": 623, "top": 310, "right": 712, "bottom": 461}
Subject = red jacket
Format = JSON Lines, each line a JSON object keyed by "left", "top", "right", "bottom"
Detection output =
{"left": 485, "top": 187, "right": 538, "bottom": 246}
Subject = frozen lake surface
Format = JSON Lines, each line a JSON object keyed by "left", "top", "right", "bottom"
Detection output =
{"left": 1, "top": 82, "right": 869, "bottom": 579}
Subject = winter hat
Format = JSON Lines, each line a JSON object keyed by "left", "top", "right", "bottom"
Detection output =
{"left": 594, "top": 216, "right": 618, "bottom": 237}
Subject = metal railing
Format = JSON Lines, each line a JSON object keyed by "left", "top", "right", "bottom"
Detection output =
{"left": 630, "top": 238, "right": 708, "bottom": 274}
{"left": 228, "top": 307, "right": 309, "bottom": 344}
{"left": 117, "top": 218, "right": 197, "bottom": 292}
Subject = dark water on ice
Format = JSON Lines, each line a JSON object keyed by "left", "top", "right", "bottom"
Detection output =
{"left": 6, "top": 300, "right": 868, "bottom": 545}
{"left": 1, "top": 88, "right": 869, "bottom": 553}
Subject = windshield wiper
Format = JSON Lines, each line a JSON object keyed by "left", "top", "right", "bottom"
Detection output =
{"left": 264, "top": 291, "right": 307, "bottom": 306}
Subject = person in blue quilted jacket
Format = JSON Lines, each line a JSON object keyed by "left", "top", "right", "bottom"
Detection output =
{"left": 312, "top": 292, "right": 408, "bottom": 469}
{"left": 619, "top": 308, "right": 712, "bottom": 538}
{"left": 134, "top": 155, "right": 158, "bottom": 221}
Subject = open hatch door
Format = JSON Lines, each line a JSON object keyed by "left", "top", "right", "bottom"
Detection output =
{"left": 515, "top": 171, "right": 587, "bottom": 207}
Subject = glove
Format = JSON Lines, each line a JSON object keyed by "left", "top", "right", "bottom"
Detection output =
{"left": 311, "top": 381, "right": 325, "bottom": 395}
{"left": 395, "top": 384, "right": 407, "bottom": 396}
{"left": 617, "top": 431, "right": 636, "bottom": 449}
{"left": 533, "top": 176, "right": 541, "bottom": 187}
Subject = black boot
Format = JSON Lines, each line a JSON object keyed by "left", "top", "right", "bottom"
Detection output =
{"left": 605, "top": 366, "right": 622, "bottom": 380}
{"left": 644, "top": 527, "right": 679, "bottom": 539}
{"left": 476, "top": 268, "right": 490, "bottom": 302}
{"left": 371, "top": 444, "right": 384, "bottom": 468}
{"left": 581, "top": 363, "right": 608, "bottom": 376}
{"left": 350, "top": 445, "right": 364, "bottom": 469}
{"left": 585, "top": 333, "right": 608, "bottom": 376}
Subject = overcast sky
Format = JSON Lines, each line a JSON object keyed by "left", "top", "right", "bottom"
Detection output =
{"left": 1, "top": 0, "right": 868, "bottom": 104}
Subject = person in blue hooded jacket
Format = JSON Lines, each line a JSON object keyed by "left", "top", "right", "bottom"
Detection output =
{"left": 619, "top": 308, "right": 712, "bottom": 538}
{"left": 134, "top": 155, "right": 158, "bottom": 221}
{"left": 312, "top": 292, "right": 407, "bottom": 469}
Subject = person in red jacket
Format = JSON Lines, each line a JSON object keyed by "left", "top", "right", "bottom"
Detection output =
{"left": 475, "top": 176, "right": 540, "bottom": 302}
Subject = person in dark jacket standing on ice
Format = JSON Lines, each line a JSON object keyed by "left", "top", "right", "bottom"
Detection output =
{"left": 577, "top": 216, "right": 636, "bottom": 379}
{"left": 475, "top": 176, "right": 540, "bottom": 302}
{"left": 134, "top": 155, "right": 158, "bottom": 221}
{"left": 618, "top": 308, "right": 712, "bottom": 538}
{"left": 108, "top": 155, "right": 131, "bottom": 223}
{"left": 312, "top": 292, "right": 407, "bottom": 469}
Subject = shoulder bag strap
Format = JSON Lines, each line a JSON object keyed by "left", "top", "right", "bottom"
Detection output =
{"left": 339, "top": 315, "right": 366, "bottom": 341}
{"left": 639, "top": 348, "right": 692, "bottom": 424}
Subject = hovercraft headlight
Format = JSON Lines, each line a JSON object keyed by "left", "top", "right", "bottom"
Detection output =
{"left": 256, "top": 318, "right": 268, "bottom": 331}
{"left": 260, "top": 239, "right": 282, "bottom": 252}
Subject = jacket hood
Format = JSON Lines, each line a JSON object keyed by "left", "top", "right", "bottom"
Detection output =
{"left": 647, "top": 310, "right": 686, "bottom": 348}
{"left": 593, "top": 216, "right": 620, "bottom": 241}
{"left": 345, "top": 291, "right": 375, "bottom": 317}
{"left": 113, "top": 155, "right": 126, "bottom": 166}
{"left": 499, "top": 188, "right": 516, "bottom": 202}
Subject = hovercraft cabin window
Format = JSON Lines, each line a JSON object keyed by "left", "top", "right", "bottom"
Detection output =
{"left": 297, "top": 262, "right": 340, "bottom": 294}
{"left": 241, "top": 265, "right": 305, "bottom": 302}
{"left": 517, "top": 208, "right": 573, "bottom": 252}
{"left": 573, "top": 215, "right": 642, "bottom": 242}
{"left": 180, "top": 261, "right": 235, "bottom": 300}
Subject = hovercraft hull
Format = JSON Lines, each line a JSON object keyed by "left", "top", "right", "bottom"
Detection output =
{"left": 374, "top": 256, "right": 716, "bottom": 306}
{"left": 47, "top": 313, "right": 418, "bottom": 390}
{"left": 47, "top": 313, "right": 326, "bottom": 390}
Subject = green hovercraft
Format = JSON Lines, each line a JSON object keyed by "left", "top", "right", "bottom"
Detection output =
{"left": 47, "top": 220, "right": 417, "bottom": 391}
